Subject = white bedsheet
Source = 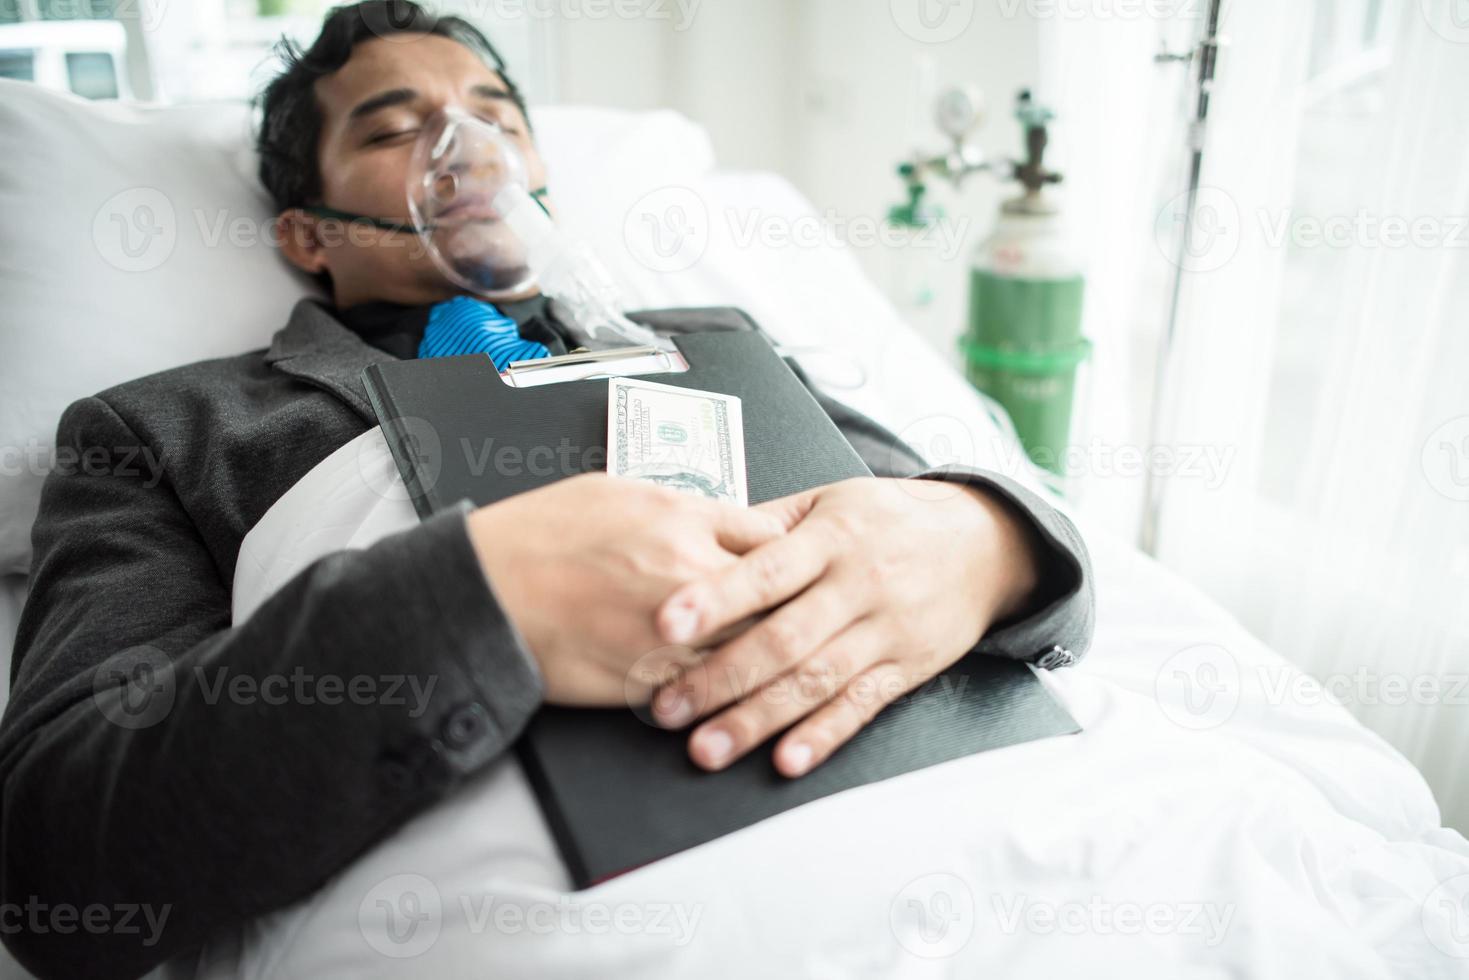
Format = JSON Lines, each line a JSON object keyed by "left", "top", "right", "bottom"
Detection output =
{"left": 205, "top": 425, "right": 1469, "bottom": 980}
{"left": 205, "top": 167, "right": 1469, "bottom": 977}
{"left": 8, "top": 162, "right": 1466, "bottom": 978}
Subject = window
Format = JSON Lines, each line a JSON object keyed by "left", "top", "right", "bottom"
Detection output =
{"left": 0, "top": 49, "right": 35, "bottom": 80}
{"left": 1257, "top": 0, "right": 1401, "bottom": 506}
{"left": 38, "top": 0, "right": 117, "bottom": 18}
{"left": 64, "top": 49, "right": 116, "bottom": 98}
{"left": 0, "top": 5, "right": 127, "bottom": 97}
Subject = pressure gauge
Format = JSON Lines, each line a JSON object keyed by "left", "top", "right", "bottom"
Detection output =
{"left": 934, "top": 86, "right": 984, "bottom": 141}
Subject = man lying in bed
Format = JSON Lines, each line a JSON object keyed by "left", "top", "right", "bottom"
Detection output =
{"left": 0, "top": 2, "right": 1093, "bottom": 977}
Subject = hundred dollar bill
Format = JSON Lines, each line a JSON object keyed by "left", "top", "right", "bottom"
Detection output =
{"left": 607, "top": 376, "right": 747, "bottom": 506}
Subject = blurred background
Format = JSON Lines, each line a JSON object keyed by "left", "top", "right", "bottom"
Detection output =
{"left": 4, "top": 0, "right": 1467, "bottom": 821}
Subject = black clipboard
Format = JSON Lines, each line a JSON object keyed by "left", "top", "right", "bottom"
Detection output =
{"left": 363, "top": 328, "right": 1080, "bottom": 887}
{"left": 364, "top": 331, "right": 878, "bottom": 514}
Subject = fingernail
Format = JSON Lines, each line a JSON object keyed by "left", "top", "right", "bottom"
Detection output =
{"left": 782, "top": 741, "right": 813, "bottom": 776}
{"left": 696, "top": 728, "right": 733, "bottom": 769}
{"left": 662, "top": 596, "right": 700, "bottom": 644}
{"left": 655, "top": 689, "right": 694, "bottom": 728}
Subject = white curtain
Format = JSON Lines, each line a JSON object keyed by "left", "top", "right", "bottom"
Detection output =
{"left": 1035, "top": 4, "right": 1210, "bottom": 538}
{"left": 1152, "top": 0, "right": 1469, "bottom": 830}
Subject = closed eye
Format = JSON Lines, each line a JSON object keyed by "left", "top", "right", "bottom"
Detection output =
{"left": 366, "top": 129, "right": 419, "bottom": 146}
{"left": 472, "top": 110, "right": 523, "bottom": 136}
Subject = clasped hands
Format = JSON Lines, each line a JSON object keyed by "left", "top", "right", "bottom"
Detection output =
{"left": 469, "top": 472, "right": 1039, "bottom": 778}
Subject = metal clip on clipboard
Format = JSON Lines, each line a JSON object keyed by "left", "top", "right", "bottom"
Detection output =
{"left": 502, "top": 342, "right": 866, "bottom": 391}
{"left": 500, "top": 344, "right": 691, "bottom": 388}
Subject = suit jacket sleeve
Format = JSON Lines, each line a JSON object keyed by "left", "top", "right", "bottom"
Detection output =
{"left": 802, "top": 379, "right": 1095, "bottom": 669}
{"left": 0, "top": 396, "right": 545, "bottom": 980}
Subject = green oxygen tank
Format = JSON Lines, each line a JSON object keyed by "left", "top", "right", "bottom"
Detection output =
{"left": 962, "top": 93, "right": 1090, "bottom": 476}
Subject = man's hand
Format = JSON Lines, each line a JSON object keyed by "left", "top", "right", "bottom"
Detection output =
{"left": 648, "top": 477, "right": 1041, "bottom": 777}
{"left": 468, "top": 473, "right": 788, "bottom": 707}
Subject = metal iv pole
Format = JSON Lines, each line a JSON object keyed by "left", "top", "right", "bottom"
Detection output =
{"left": 1138, "top": 0, "right": 1225, "bottom": 557}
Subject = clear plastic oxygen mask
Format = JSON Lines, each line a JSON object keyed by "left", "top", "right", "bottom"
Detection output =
{"left": 406, "top": 108, "right": 660, "bottom": 348}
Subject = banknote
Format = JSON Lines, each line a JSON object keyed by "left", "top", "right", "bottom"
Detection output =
{"left": 607, "top": 377, "right": 747, "bottom": 506}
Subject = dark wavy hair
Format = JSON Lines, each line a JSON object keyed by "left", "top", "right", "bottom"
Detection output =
{"left": 254, "top": 0, "right": 527, "bottom": 214}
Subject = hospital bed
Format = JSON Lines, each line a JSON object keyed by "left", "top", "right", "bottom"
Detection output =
{"left": 1, "top": 79, "right": 1467, "bottom": 979}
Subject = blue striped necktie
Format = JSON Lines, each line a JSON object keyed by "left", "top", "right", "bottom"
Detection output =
{"left": 417, "top": 295, "right": 552, "bottom": 370}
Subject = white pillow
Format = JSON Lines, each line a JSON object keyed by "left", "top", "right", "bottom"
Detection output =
{"left": 0, "top": 83, "right": 302, "bottom": 573}
{"left": 0, "top": 79, "right": 715, "bottom": 573}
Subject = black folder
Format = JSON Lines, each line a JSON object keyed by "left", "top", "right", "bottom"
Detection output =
{"left": 363, "top": 329, "right": 1080, "bottom": 887}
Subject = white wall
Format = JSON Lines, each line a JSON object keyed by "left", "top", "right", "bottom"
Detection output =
{"left": 124, "top": 0, "right": 1043, "bottom": 362}
{"left": 541, "top": 8, "right": 670, "bottom": 109}
{"left": 788, "top": 0, "right": 1042, "bottom": 359}
{"left": 541, "top": 0, "right": 1044, "bottom": 361}
{"left": 787, "top": 0, "right": 1040, "bottom": 235}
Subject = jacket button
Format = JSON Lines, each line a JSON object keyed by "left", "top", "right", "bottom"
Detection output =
{"left": 442, "top": 703, "right": 491, "bottom": 749}
{"left": 1036, "top": 645, "right": 1074, "bottom": 670}
{"left": 379, "top": 758, "right": 416, "bottom": 792}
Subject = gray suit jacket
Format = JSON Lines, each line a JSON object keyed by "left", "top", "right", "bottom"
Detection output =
{"left": 0, "top": 300, "right": 1093, "bottom": 979}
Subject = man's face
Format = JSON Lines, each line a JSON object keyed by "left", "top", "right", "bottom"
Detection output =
{"left": 281, "top": 33, "right": 548, "bottom": 308}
